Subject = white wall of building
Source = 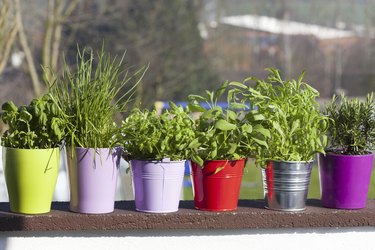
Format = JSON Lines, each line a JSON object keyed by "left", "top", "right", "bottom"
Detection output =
{"left": 0, "top": 227, "right": 374, "bottom": 250}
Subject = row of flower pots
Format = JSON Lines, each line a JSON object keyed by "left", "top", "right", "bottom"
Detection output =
{"left": 3, "top": 148, "right": 373, "bottom": 214}
{"left": 2, "top": 146, "right": 242, "bottom": 214}
{"left": 1, "top": 47, "right": 374, "bottom": 214}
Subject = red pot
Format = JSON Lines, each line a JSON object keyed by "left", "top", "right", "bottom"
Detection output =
{"left": 191, "top": 159, "right": 245, "bottom": 211}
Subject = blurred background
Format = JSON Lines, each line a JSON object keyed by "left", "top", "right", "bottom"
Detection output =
{"left": 0, "top": 0, "right": 374, "bottom": 201}
{"left": 1, "top": 0, "right": 375, "bottom": 107}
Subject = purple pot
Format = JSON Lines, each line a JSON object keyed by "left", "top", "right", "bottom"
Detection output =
{"left": 131, "top": 159, "right": 185, "bottom": 213}
{"left": 67, "top": 147, "right": 121, "bottom": 214}
{"left": 318, "top": 152, "right": 374, "bottom": 209}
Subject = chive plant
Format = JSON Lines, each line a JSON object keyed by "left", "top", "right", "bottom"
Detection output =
{"left": 48, "top": 47, "right": 147, "bottom": 149}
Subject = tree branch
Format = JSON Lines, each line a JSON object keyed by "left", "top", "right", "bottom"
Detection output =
{"left": 15, "top": 0, "right": 42, "bottom": 96}
{"left": 50, "top": 0, "right": 65, "bottom": 73}
{"left": 0, "top": 22, "right": 18, "bottom": 73}
{"left": 0, "top": 0, "right": 18, "bottom": 74}
{"left": 64, "top": 0, "right": 80, "bottom": 17}
{"left": 42, "top": 0, "right": 55, "bottom": 82}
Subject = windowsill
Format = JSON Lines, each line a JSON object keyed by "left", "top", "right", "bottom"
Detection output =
{"left": 0, "top": 199, "right": 374, "bottom": 231}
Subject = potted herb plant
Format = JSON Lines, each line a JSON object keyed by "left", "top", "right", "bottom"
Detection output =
{"left": 242, "top": 68, "right": 329, "bottom": 211}
{"left": 318, "top": 93, "right": 375, "bottom": 209}
{"left": 187, "top": 82, "right": 269, "bottom": 211}
{"left": 1, "top": 95, "right": 66, "bottom": 214}
{"left": 48, "top": 47, "right": 146, "bottom": 214}
{"left": 120, "top": 103, "right": 194, "bottom": 213}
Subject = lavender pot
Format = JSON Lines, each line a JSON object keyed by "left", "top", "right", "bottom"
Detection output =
{"left": 67, "top": 147, "right": 121, "bottom": 214}
{"left": 318, "top": 152, "right": 374, "bottom": 209}
{"left": 130, "top": 159, "right": 185, "bottom": 213}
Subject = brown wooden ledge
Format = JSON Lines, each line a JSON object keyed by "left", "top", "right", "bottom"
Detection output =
{"left": 0, "top": 199, "right": 375, "bottom": 231}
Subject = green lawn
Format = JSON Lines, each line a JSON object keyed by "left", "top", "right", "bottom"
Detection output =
{"left": 183, "top": 160, "right": 375, "bottom": 200}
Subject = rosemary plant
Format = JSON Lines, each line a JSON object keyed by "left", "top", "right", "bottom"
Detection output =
{"left": 48, "top": 47, "right": 147, "bottom": 149}
{"left": 325, "top": 93, "right": 375, "bottom": 155}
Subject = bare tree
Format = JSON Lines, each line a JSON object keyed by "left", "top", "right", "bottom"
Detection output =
{"left": 43, "top": 0, "right": 81, "bottom": 82}
{"left": 15, "top": 0, "right": 42, "bottom": 96}
{"left": 9, "top": 0, "right": 82, "bottom": 96}
{"left": 0, "top": 0, "right": 18, "bottom": 74}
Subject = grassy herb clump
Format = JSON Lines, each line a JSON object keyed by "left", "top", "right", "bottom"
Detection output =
{"left": 48, "top": 47, "right": 147, "bottom": 149}
{"left": 1, "top": 95, "right": 66, "bottom": 149}
{"left": 242, "top": 68, "right": 329, "bottom": 165}
{"left": 325, "top": 93, "right": 375, "bottom": 155}
{"left": 188, "top": 81, "right": 270, "bottom": 166}
{"left": 120, "top": 102, "right": 194, "bottom": 161}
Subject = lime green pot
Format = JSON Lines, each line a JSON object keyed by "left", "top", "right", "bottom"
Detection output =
{"left": 3, "top": 147, "right": 59, "bottom": 214}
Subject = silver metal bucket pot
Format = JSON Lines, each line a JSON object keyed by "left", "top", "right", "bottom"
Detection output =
{"left": 262, "top": 160, "right": 313, "bottom": 211}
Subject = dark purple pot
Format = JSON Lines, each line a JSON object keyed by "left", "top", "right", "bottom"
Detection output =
{"left": 318, "top": 152, "right": 374, "bottom": 209}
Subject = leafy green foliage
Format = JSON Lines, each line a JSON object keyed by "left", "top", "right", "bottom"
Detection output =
{"left": 120, "top": 103, "right": 195, "bottom": 161}
{"left": 325, "top": 93, "right": 375, "bottom": 155}
{"left": 1, "top": 95, "right": 66, "bottom": 149}
{"left": 47, "top": 46, "right": 147, "bottom": 149}
{"left": 188, "top": 81, "right": 270, "bottom": 166}
{"left": 242, "top": 68, "right": 329, "bottom": 165}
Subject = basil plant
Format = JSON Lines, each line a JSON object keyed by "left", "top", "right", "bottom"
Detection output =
{"left": 188, "top": 81, "right": 270, "bottom": 167}
{"left": 1, "top": 94, "right": 66, "bottom": 149}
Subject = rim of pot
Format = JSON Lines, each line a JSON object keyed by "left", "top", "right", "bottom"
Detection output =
{"left": 130, "top": 158, "right": 187, "bottom": 163}
{"left": 322, "top": 151, "right": 374, "bottom": 157}
{"left": 192, "top": 158, "right": 247, "bottom": 164}
{"left": 266, "top": 159, "right": 314, "bottom": 164}
{"left": 3, "top": 147, "right": 60, "bottom": 151}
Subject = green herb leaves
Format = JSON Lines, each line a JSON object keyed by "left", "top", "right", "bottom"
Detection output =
{"left": 241, "top": 68, "right": 329, "bottom": 165}
{"left": 215, "top": 119, "right": 236, "bottom": 131}
{"left": 188, "top": 82, "right": 269, "bottom": 166}
{"left": 48, "top": 46, "right": 147, "bottom": 149}
{"left": 120, "top": 103, "right": 195, "bottom": 161}
{"left": 325, "top": 93, "right": 375, "bottom": 155}
{"left": 1, "top": 95, "right": 66, "bottom": 149}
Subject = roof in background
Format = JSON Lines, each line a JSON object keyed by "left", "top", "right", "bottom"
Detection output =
{"left": 220, "top": 15, "right": 356, "bottom": 40}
